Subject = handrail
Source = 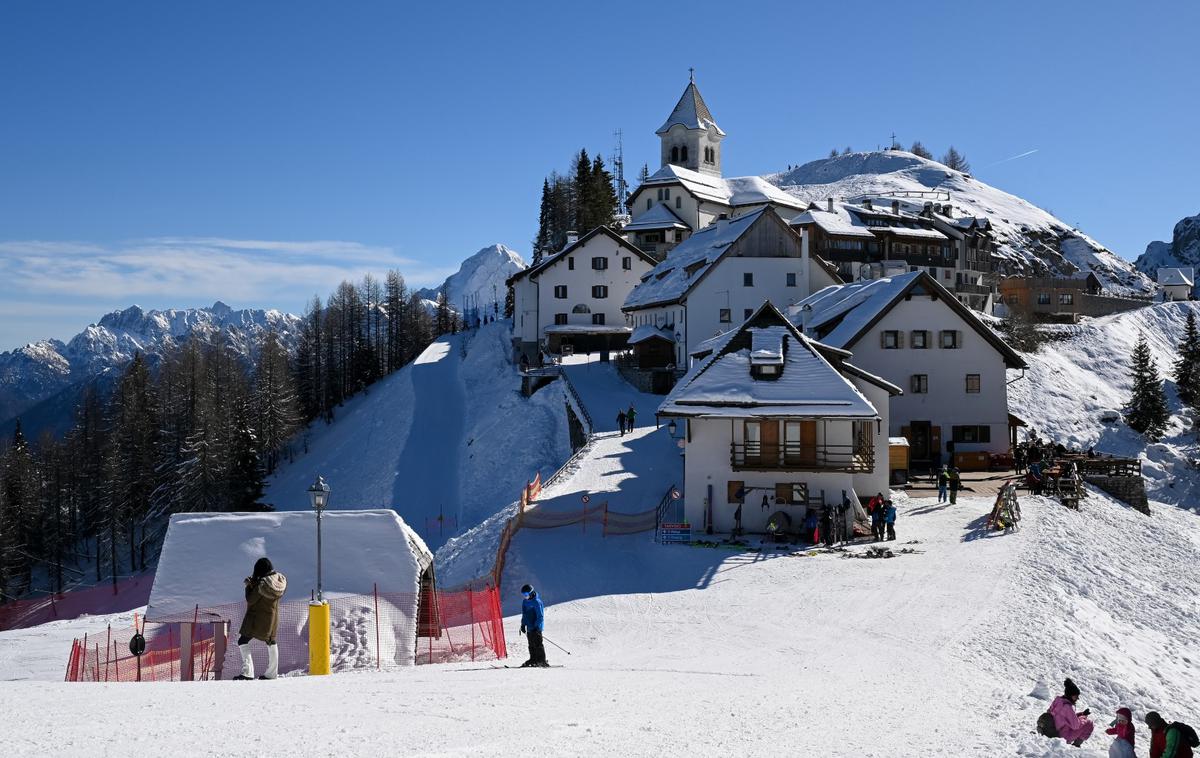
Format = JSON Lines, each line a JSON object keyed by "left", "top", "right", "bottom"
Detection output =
{"left": 730, "top": 442, "right": 874, "bottom": 472}
{"left": 558, "top": 369, "right": 594, "bottom": 435}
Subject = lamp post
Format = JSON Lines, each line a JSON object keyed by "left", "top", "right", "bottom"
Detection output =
{"left": 307, "top": 475, "right": 332, "bottom": 676}
{"left": 308, "top": 475, "right": 330, "bottom": 602}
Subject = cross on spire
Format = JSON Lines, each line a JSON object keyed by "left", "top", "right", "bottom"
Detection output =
{"left": 689, "top": 67, "right": 695, "bottom": 83}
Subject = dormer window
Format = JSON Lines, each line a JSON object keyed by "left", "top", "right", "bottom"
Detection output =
{"left": 751, "top": 364, "right": 780, "bottom": 379}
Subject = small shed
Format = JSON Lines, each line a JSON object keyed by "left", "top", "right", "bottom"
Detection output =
{"left": 146, "top": 510, "right": 434, "bottom": 678}
{"left": 1158, "top": 267, "right": 1194, "bottom": 302}
{"left": 888, "top": 437, "right": 910, "bottom": 484}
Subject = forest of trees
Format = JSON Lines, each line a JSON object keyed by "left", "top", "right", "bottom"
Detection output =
{"left": 0, "top": 269, "right": 449, "bottom": 601}
{"left": 531, "top": 149, "right": 619, "bottom": 263}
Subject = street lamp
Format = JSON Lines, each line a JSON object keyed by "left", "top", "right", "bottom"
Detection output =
{"left": 668, "top": 419, "right": 678, "bottom": 437}
{"left": 308, "top": 475, "right": 330, "bottom": 602}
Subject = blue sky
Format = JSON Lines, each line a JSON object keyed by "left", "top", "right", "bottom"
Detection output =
{"left": 1, "top": 0, "right": 1197, "bottom": 349}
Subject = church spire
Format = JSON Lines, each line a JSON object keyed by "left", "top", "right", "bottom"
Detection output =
{"left": 657, "top": 73, "right": 725, "bottom": 177}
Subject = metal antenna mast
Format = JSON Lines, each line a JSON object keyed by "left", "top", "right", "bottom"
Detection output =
{"left": 613, "top": 128, "right": 629, "bottom": 217}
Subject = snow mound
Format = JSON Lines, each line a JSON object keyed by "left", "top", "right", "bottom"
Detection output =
{"left": 767, "top": 151, "right": 1151, "bottom": 295}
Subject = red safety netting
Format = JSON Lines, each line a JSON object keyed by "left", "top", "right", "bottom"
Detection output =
{"left": 64, "top": 585, "right": 506, "bottom": 681}
{"left": 1, "top": 574, "right": 153, "bottom": 632}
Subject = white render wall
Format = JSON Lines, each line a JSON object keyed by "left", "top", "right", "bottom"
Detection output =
{"left": 682, "top": 417, "right": 857, "bottom": 534}
{"left": 840, "top": 296, "right": 1011, "bottom": 455}
{"left": 849, "top": 376, "right": 892, "bottom": 496}
{"left": 684, "top": 257, "right": 811, "bottom": 358}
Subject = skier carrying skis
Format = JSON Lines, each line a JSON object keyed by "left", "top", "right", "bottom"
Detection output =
{"left": 236, "top": 557, "right": 287, "bottom": 680}
{"left": 519, "top": 583, "right": 548, "bottom": 668}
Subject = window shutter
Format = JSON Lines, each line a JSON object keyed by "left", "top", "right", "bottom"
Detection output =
{"left": 880, "top": 331, "right": 887, "bottom": 348}
{"left": 774, "top": 483, "right": 791, "bottom": 505}
{"left": 897, "top": 331, "right": 905, "bottom": 349}
{"left": 956, "top": 330, "right": 962, "bottom": 347}
{"left": 727, "top": 481, "right": 744, "bottom": 504}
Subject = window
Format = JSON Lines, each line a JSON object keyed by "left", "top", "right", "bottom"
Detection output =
{"left": 911, "top": 374, "right": 928, "bottom": 393}
{"left": 911, "top": 330, "right": 929, "bottom": 349}
{"left": 952, "top": 425, "right": 992, "bottom": 443}
{"left": 622, "top": 257, "right": 631, "bottom": 270}
{"left": 786, "top": 272, "right": 797, "bottom": 287}
{"left": 928, "top": 266, "right": 937, "bottom": 277}
{"left": 592, "top": 285, "right": 608, "bottom": 299}
{"left": 568, "top": 257, "right": 574, "bottom": 270}
{"left": 671, "top": 147, "right": 679, "bottom": 163}
{"left": 646, "top": 198, "right": 651, "bottom": 211}
{"left": 743, "top": 272, "right": 754, "bottom": 286}
{"left": 680, "top": 146, "right": 688, "bottom": 162}
{"left": 592, "top": 256, "right": 608, "bottom": 270}
{"left": 881, "top": 330, "right": 902, "bottom": 349}
{"left": 675, "top": 196, "right": 681, "bottom": 209}
{"left": 966, "top": 374, "right": 981, "bottom": 393}
{"left": 939, "top": 330, "right": 960, "bottom": 349}
{"left": 944, "top": 269, "right": 952, "bottom": 280}
{"left": 1059, "top": 293, "right": 1074, "bottom": 305}
{"left": 744, "top": 308, "right": 754, "bottom": 320}
{"left": 1037, "top": 292, "right": 1051, "bottom": 305}
{"left": 571, "top": 304, "right": 590, "bottom": 314}
{"left": 592, "top": 313, "right": 605, "bottom": 325}
{"left": 719, "top": 308, "right": 731, "bottom": 323}
{"left": 554, "top": 313, "right": 568, "bottom": 325}
{"left": 554, "top": 285, "right": 568, "bottom": 299}
{"left": 674, "top": 229, "right": 683, "bottom": 242}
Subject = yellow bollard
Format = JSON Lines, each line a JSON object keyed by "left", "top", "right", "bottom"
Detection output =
{"left": 308, "top": 601, "right": 331, "bottom": 675}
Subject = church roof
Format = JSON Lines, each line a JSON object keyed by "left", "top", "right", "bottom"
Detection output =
{"left": 622, "top": 202, "right": 691, "bottom": 232}
{"left": 656, "top": 81, "right": 725, "bottom": 137}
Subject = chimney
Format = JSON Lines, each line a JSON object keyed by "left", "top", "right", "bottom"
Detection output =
{"left": 942, "top": 205, "right": 953, "bottom": 219}
{"left": 826, "top": 197, "right": 833, "bottom": 212}
{"left": 863, "top": 198, "right": 872, "bottom": 211}
{"left": 566, "top": 231, "right": 578, "bottom": 246}
{"left": 891, "top": 200, "right": 900, "bottom": 215}
{"left": 922, "top": 202, "right": 933, "bottom": 217}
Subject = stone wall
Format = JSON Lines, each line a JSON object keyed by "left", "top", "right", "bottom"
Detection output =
{"left": 1084, "top": 475, "right": 1150, "bottom": 514}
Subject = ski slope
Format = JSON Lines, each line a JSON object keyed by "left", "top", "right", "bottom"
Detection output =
{"left": 265, "top": 321, "right": 571, "bottom": 550}
{"left": 3, "top": 489, "right": 1196, "bottom": 757}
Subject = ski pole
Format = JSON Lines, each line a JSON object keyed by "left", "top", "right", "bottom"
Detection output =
{"left": 541, "top": 635, "right": 572, "bottom": 655}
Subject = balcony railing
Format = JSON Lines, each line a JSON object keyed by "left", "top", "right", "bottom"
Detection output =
{"left": 954, "top": 281, "right": 993, "bottom": 296}
{"left": 730, "top": 442, "right": 874, "bottom": 473}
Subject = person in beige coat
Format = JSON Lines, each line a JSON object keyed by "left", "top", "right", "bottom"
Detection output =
{"left": 235, "top": 557, "right": 287, "bottom": 680}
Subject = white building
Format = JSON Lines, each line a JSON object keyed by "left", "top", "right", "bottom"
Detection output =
{"left": 622, "top": 206, "right": 840, "bottom": 369}
{"left": 508, "top": 227, "right": 657, "bottom": 360}
{"left": 1158, "top": 267, "right": 1194, "bottom": 302}
{"left": 622, "top": 76, "right": 806, "bottom": 259}
{"left": 789, "top": 271, "right": 1027, "bottom": 470}
{"left": 659, "top": 302, "right": 898, "bottom": 536}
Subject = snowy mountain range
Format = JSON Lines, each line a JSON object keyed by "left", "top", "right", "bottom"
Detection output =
{"left": 0, "top": 302, "right": 302, "bottom": 437}
{"left": 1134, "top": 210, "right": 1200, "bottom": 278}
{"left": 767, "top": 151, "right": 1154, "bottom": 295}
{"left": 416, "top": 244, "right": 527, "bottom": 313}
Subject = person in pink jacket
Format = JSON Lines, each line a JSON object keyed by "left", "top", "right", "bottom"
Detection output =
{"left": 1105, "top": 706, "right": 1135, "bottom": 758}
{"left": 1050, "top": 678, "right": 1096, "bottom": 746}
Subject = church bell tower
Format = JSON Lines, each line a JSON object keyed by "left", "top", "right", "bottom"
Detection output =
{"left": 656, "top": 70, "right": 725, "bottom": 177}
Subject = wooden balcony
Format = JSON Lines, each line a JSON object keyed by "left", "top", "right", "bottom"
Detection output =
{"left": 730, "top": 442, "right": 874, "bottom": 473}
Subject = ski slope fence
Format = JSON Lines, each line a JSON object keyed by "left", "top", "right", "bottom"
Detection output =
{"left": 0, "top": 574, "right": 154, "bottom": 632}
{"left": 64, "top": 585, "right": 506, "bottom": 681}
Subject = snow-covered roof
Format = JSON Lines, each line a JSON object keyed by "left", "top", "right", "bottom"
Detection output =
{"left": 624, "top": 208, "right": 767, "bottom": 311}
{"left": 623, "top": 202, "right": 691, "bottom": 232}
{"left": 724, "top": 175, "right": 805, "bottom": 210}
{"left": 656, "top": 80, "right": 724, "bottom": 136}
{"left": 659, "top": 304, "right": 880, "bottom": 419}
{"left": 629, "top": 324, "right": 676, "bottom": 345}
{"left": 789, "top": 270, "right": 1027, "bottom": 369}
{"left": 542, "top": 324, "right": 632, "bottom": 335}
{"left": 508, "top": 226, "right": 655, "bottom": 284}
{"left": 1157, "top": 267, "right": 1194, "bottom": 287}
{"left": 790, "top": 204, "right": 878, "bottom": 238}
{"left": 636, "top": 164, "right": 804, "bottom": 211}
{"left": 789, "top": 201, "right": 948, "bottom": 241}
{"left": 146, "top": 510, "right": 432, "bottom": 623}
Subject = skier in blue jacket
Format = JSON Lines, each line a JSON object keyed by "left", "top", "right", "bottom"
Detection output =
{"left": 519, "top": 583, "right": 548, "bottom": 667}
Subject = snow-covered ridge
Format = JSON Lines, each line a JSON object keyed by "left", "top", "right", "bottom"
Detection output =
{"left": 766, "top": 151, "right": 1152, "bottom": 295}
{"left": 417, "top": 243, "right": 526, "bottom": 312}
{"left": 0, "top": 302, "right": 302, "bottom": 429}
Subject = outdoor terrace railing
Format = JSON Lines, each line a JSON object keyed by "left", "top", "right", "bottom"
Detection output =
{"left": 730, "top": 442, "right": 874, "bottom": 473}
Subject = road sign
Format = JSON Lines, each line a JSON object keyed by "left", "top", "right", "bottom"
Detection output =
{"left": 670, "top": 488, "right": 681, "bottom": 500}
{"left": 581, "top": 494, "right": 590, "bottom": 504}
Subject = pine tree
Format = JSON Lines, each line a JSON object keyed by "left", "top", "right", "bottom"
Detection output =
{"left": 504, "top": 284, "right": 515, "bottom": 319}
{"left": 435, "top": 284, "right": 453, "bottom": 336}
{"left": 1173, "top": 310, "right": 1200, "bottom": 406}
{"left": 532, "top": 179, "right": 554, "bottom": 263}
{"left": 842, "top": 146, "right": 852, "bottom": 155}
{"left": 228, "top": 403, "right": 265, "bottom": 512}
{"left": 941, "top": 146, "right": 971, "bottom": 173}
{"left": 1125, "top": 333, "right": 1170, "bottom": 439}
{"left": 254, "top": 331, "right": 300, "bottom": 474}
{"left": 910, "top": 141, "right": 933, "bottom": 159}
{"left": 828, "top": 148, "right": 839, "bottom": 158}
{"left": 638, "top": 163, "right": 649, "bottom": 185}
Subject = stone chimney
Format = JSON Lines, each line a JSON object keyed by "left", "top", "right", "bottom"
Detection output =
{"left": 566, "top": 231, "right": 579, "bottom": 246}
{"left": 863, "top": 198, "right": 873, "bottom": 211}
{"left": 891, "top": 200, "right": 900, "bottom": 215}
{"left": 826, "top": 197, "right": 833, "bottom": 212}
{"left": 922, "top": 202, "right": 933, "bottom": 217}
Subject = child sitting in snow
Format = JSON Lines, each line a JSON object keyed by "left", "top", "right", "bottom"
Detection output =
{"left": 1105, "top": 707, "right": 1135, "bottom": 758}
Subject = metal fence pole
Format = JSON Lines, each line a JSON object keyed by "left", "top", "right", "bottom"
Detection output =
{"left": 374, "top": 583, "right": 381, "bottom": 671}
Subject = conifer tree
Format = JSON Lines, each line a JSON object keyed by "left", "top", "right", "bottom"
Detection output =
{"left": 532, "top": 179, "right": 555, "bottom": 263}
{"left": 828, "top": 148, "right": 839, "bottom": 158}
{"left": 228, "top": 403, "right": 265, "bottom": 512}
{"left": 1173, "top": 310, "right": 1200, "bottom": 406}
{"left": 941, "top": 146, "right": 971, "bottom": 173}
{"left": 910, "top": 141, "right": 933, "bottom": 159}
{"left": 1125, "top": 333, "right": 1170, "bottom": 439}
{"left": 638, "top": 163, "right": 650, "bottom": 186}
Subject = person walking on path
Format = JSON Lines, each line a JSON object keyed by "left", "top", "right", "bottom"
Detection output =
{"left": 1049, "top": 678, "right": 1095, "bottom": 747}
{"left": 884, "top": 500, "right": 897, "bottom": 541}
{"left": 937, "top": 466, "right": 950, "bottom": 503}
{"left": 616, "top": 409, "right": 627, "bottom": 436}
{"left": 948, "top": 467, "right": 962, "bottom": 504}
{"left": 1105, "top": 707, "right": 1136, "bottom": 758}
{"left": 1145, "top": 712, "right": 1197, "bottom": 758}
{"left": 626, "top": 403, "right": 638, "bottom": 431}
{"left": 519, "top": 584, "right": 548, "bottom": 668}
{"left": 870, "top": 500, "right": 886, "bottom": 542}
{"left": 236, "top": 557, "right": 287, "bottom": 680}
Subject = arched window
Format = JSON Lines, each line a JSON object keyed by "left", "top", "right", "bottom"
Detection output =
{"left": 572, "top": 304, "right": 591, "bottom": 314}
{"left": 671, "top": 146, "right": 679, "bottom": 162}
{"left": 681, "top": 146, "right": 689, "bottom": 162}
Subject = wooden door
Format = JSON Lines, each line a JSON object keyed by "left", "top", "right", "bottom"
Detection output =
{"left": 784, "top": 420, "right": 817, "bottom": 466}
{"left": 760, "top": 420, "right": 780, "bottom": 467}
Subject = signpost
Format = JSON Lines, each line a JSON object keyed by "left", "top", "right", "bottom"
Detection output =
{"left": 659, "top": 522, "right": 691, "bottom": 544}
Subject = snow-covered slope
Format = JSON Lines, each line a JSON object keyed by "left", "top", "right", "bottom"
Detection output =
{"left": 767, "top": 151, "right": 1152, "bottom": 294}
{"left": 1009, "top": 300, "right": 1200, "bottom": 507}
{"left": 0, "top": 302, "right": 302, "bottom": 432}
{"left": 1135, "top": 210, "right": 1200, "bottom": 278}
{"left": 417, "top": 243, "right": 526, "bottom": 313}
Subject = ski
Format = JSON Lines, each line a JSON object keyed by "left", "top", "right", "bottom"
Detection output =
{"left": 504, "top": 664, "right": 564, "bottom": 669}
